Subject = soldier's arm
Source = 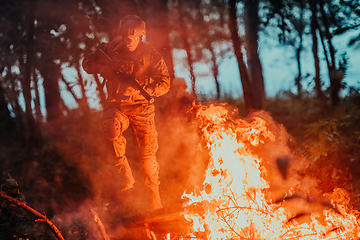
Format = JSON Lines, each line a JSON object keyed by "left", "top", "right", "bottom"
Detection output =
{"left": 144, "top": 49, "right": 171, "bottom": 97}
{"left": 82, "top": 44, "right": 115, "bottom": 76}
{"left": 82, "top": 49, "right": 103, "bottom": 75}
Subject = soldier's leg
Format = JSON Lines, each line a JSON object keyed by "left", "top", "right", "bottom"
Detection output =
{"left": 103, "top": 107, "right": 135, "bottom": 191}
{"left": 112, "top": 137, "right": 135, "bottom": 191}
{"left": 139, "top": 155, "right": 162, "bottom": 210}
{"left": 130, "top": 107, "right": 163, "bottom": 210}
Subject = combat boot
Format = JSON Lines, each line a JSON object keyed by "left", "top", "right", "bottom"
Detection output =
{"left": 116, "top": 156, "right": 135, "bottom": 191}
{"left": 140, "top": 156, "right": 163, "bottom": 210}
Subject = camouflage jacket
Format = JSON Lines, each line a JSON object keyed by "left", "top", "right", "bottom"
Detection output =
{"left": 82, "top": 36, "right": 170, "bottom": 105}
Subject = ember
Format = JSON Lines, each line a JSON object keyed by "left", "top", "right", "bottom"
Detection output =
{"left": 178, "top": 104, "right": 360, "bottom": 240}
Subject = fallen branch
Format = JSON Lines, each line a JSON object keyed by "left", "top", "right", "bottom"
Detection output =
{"left": 91, "top": 209, "right": 110, "bottom": 240}
{"left": 0, "top": 192, "right": 65, "bottom": 240}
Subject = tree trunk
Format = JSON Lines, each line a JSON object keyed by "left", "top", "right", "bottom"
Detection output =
{"left": 310, "top": 0, "right": 324, "bottom": 100}
{"left": 228, "top": 0, "right": 254, "bottom": 113}
{"left": 22, "top": 0, "right": 37, "bottom": 161}
{"left": 8, "top": 72, "right": 27, "bottom": 146}
{"left": 76, "top": 63, "right": 91, "bottom": 115}
{"left": 210, "top": 46, "right": 221, "bottom": 101}
{"left": 0, "top": 78, "right": 15, "bottom": 139}
{"left": 145, "top": 0, "right": 175, "bottom": 80}
{"left": 193, "top": 0, "right": 221, "bottom": 100}
{"left": 41, "top": 62, "right": 63, "bottom": 122}
{"left": 93, "top": 74, "right": 107, "bottom": 109}
{"left": 294, "top": 6, "right": 305, "bottom": 98}
{"left": 32, "top": 69, "right": 43, "bottom": 121}
{"left": 178, "top": 0, "right": 197, "bottom": 97}
{"left": 295, "top": 42, "right": 303, "bottom": 97}
{"left": 290, "top": 1, "right": 306, "bottom": 98}
{"left": 60, "top": 73, "right": 81, "bottom": 105}
{"left": 243, "top": 0, "right": 264, "bottom": 109}
{"left": 318, "top": 0, "right": 341, "bottom": 106}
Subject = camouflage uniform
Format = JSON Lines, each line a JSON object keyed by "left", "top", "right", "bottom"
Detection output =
{"left": 82, "top": 27, "right": 170, "bottom": 210}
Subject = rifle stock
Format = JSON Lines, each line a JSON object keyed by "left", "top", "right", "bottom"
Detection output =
{"left": 97, "top": 48, "right": 154, "bottom": 103}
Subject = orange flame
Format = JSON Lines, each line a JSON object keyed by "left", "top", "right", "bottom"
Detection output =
{"left": 180, "top": 104, "right": 360, "bottom": 240}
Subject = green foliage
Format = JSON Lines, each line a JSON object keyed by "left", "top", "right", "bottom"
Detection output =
{"left": 333, "top": 0, "right": 360, "bottom": 46}
{"left": 264, "top": 92, "right": 327, "bottom": 140}
{"left": 299, "top": 88, "right": 360, "bottom": 164}
{"left": 302, "top": 116, "right": 359, "bottom": 163}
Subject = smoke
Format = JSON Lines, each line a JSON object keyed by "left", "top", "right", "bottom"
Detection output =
{"left": 35, "top": 89, "right": 325, "bottom": 239}
{"left": 29, "top": 78, "right": 208, "bottom": 239}
{"left": 35, "top": 111, "right": 149, "bottom": 238}
{"left": 246, "top": 110, "right": 328, "bottom": 217}
{"left": 245, "top": 110, "right": 302, "bottom": 197}
{"left": 155, "top": 80, "right": 208, "bottom": 207}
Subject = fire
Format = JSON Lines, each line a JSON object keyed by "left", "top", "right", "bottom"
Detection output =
{"left": 179, "top": 104, "right": 360, "bottom": 240}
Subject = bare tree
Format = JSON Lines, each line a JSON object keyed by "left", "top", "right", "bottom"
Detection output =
{"left": 265, "top": 0, "right": 308, "bottom": 97}
{"left": 292, "top": 1, "right": 307, "bottom": 97}
{"left": 177, "top": 0, "right": 198, "bottom": 97}
{"left": 195, "top": 0, "right": 230, "bottom": 101}
{"left": 243, "top": 0, "right": 265, "bottom": 108}
{"left": 228, "top": 0, "right": 263, "bottom": 112}
{"left": 22, "top": 0, "right": 40, "bottom": 162}
{"left": 317, "top": 0, "right": 346, "bottom": 106}
{"left": 310, "top": 0, "right": 325, "bottom": 101}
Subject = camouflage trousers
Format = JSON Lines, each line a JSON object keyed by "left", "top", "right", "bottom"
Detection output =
{"left": 103, "top": 103, "right": 158, "bottom": 156}
{"left": 102, "top": 102, "right": 162, "bottom": 210}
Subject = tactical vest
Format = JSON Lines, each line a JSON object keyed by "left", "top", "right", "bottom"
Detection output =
{"left": 107, "top": 36, "right": 152, "bottom": 80}
{"left": 105, "top": 37, "right": 153, "bottom": 103}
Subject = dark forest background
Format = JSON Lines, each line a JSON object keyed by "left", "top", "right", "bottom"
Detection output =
{"left": 1, "top": 0, "right": 360, "bottom": 239}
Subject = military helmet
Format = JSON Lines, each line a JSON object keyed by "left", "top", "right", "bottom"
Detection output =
{"left": 118, "top": 15, "right": 146, "bottom": 38}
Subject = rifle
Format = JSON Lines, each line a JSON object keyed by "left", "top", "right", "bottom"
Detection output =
{"left": 97, "top": 48, "right": 154, "bottom": 103}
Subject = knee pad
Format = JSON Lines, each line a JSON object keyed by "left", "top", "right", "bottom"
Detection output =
{"left": 103, "top": 118, "right": 121, "bottom": 141}
{"left": 140, "top": 156, "right": 160, "bottom": 186}
{"left": 102, "top": 108, "right": 129, "bottom": 141}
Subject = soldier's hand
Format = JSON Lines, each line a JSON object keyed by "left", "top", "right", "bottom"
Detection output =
{"left": 99, "top": 66, "right": 118, "bottom": 80}
{"left": 116, "top": 72, "right": 139, "bottom": 87}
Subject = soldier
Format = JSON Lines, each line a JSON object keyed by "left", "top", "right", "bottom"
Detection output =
{"left": 82, "top": 15, "right": 170, "bottom": 210}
